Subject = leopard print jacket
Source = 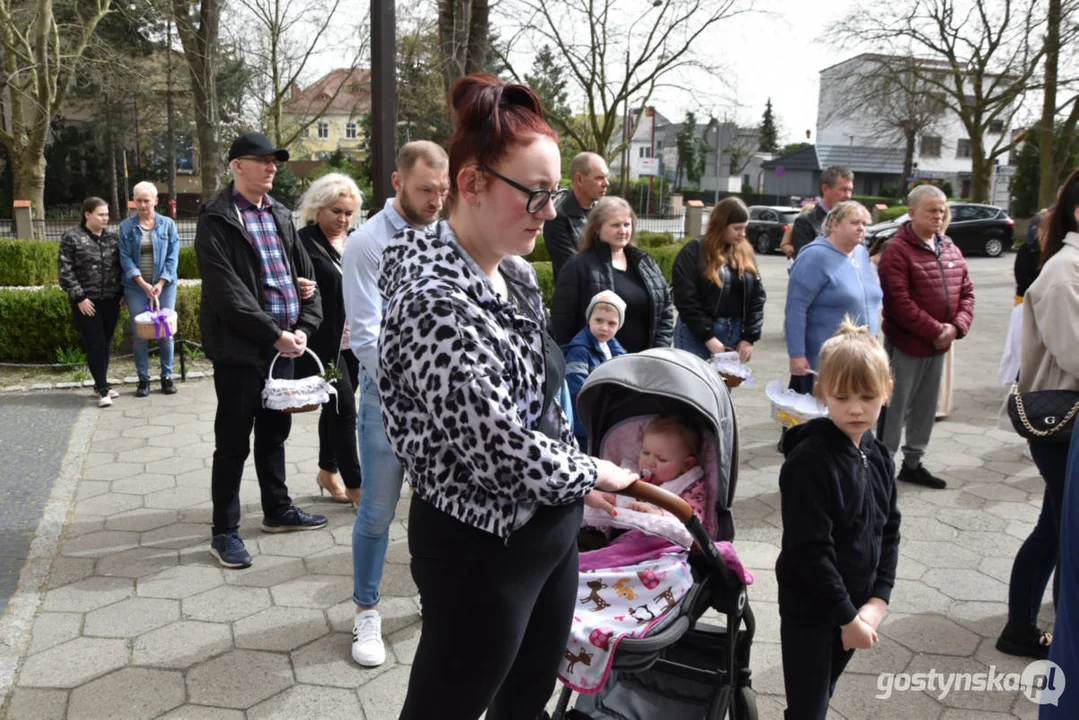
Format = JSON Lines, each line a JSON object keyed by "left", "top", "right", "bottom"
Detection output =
{"left": 377, "top": 223, "right": 599, "bottom": 538}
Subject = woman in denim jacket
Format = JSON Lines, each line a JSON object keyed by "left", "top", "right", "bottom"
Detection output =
{"left": 118, "top": 181, "right": 181, "bottom": 396}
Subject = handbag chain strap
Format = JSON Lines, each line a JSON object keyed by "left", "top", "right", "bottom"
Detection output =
{"left": 1011, "top": 384, "right": 1079, "bottom": 437}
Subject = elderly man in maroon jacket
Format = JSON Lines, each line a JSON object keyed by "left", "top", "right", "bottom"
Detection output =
{"left": 878, "top": 185, "right": 975, "bottom": 489}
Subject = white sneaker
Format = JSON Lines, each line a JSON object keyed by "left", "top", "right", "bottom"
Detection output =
{"left": 107, "top": 389, "right": 119, "bottom": 398}
{"left": 98, "top": 394, "right": 113, "bottom": 408}
{"left": 351, "top": 609, "right": 385, "bottom": 667}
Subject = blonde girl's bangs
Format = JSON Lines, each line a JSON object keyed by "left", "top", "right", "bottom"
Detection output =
{"left": 816, "top": 321, "right": 892, "bottom": 401}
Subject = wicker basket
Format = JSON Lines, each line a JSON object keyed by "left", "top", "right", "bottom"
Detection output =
{"left": 262, "top": 348, "right": 336, "bottom": 414}
{"left": 133, "top": 297, "right": 177, "bottom": 340}
{"left": 720, "top": 373, "right": 745, "bottom": 389}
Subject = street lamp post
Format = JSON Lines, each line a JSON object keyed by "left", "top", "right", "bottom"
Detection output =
{"left": 370, "top": 1, "right": 396, "bottom": 208}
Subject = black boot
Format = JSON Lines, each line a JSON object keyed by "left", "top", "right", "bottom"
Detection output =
{"left": 897, "top": 464, "right": 947, "bottom": 489}
{"left": 161, "top": 377, "right": 177, "bottom": 395}
{"left": 136, "top": 379, "right": 151, "bottom": 398}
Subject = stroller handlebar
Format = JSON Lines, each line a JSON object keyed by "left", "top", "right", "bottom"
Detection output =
{"left": 618, "top": 480, "right": 696, "bottom": 524}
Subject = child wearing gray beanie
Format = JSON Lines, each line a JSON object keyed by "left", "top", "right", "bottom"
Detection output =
{"left": 562, "top": 291, "right": 629, "bottom": 448}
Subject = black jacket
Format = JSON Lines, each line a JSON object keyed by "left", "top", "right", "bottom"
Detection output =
{"left": 671, "top": 237, "right": 766, "bottom": 344}
{"left": 295, "top": 224, "right": 347, "bottom": 376}
{"left": 550, "top": 241, "right": 675, "bottom": 349}
{"left": 1014, "top": 235, "right": 1041, "bottom": 298}
{"left": 58, "top": 225, "right": 122, "bottom": 302}
{"left": 775, "top": 418, "right": 901, "bottom": 626}
{"left": 791, "top": 203, "right": 828, "bottom": 257}
{"left": 194, "top": 185, "right": 322, "bottom": 370}
{"left": 544, "top": 191, "right": 589, "bottom": 281}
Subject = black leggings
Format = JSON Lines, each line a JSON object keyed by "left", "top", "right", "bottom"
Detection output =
{"left": 70, "top": 296, "right": 121, "bottom": 395}
{"left": 400, "top": 495, "right": 583, "bottom": 720}
{"left": 316, "top": 349, "right": 362, "bottom": 488}
{"left": 780, "top": 620, "right": 854, "bottom": 720}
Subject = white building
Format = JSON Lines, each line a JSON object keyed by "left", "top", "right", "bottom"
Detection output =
{"left": 815, "top": 53, "right": 1012, "bottom": 201}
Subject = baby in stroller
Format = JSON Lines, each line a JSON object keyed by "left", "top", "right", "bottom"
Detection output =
{"left": 554, "top": 348, "right": 757, "bottom": 720}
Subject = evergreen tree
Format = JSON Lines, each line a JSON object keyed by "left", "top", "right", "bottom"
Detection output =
{"left": 675, "top": 111, "right": 698, "bottom": 189}
{"left": 759, "top": 98, "right": 779, "bottom": 154}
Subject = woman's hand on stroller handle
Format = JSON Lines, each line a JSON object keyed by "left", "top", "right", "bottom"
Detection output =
{"left": 592, "top": 459, "right": 696, "bottom": 524}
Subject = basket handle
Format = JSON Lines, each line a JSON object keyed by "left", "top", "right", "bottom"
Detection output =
{"left": 149, "top": 296, "right": 160, "bottom": 313}
{"left": 267, "top": 346, "right": 325, "bottom": 379}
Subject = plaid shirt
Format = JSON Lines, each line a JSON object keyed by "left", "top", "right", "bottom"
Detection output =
{"left": 232, "top": 189, "right": 299, "bottom": 330}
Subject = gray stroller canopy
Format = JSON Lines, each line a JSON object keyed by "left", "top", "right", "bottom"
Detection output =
{"left": 576, "top": 348, "right": 738, "bottom": 514}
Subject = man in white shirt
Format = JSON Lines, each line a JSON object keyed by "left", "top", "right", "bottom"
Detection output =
{"left": 341, "top": 140, "right": 449, "bottom": 667}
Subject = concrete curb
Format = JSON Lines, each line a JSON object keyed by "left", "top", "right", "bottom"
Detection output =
{"left": 0, "top": 372, "right": 212, "bottom": 395}
{"left": 0, "top": 402, "right": 98, "bottom": 711}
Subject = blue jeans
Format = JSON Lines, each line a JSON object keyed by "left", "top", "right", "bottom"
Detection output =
{"left": 124, "top": 283, "right": 176, "bottom": 380}
{"left": 674, "top": 317, "right": 743, "bottom": 360}
{"left": 352, "top": 370, "right": 405, "bottom": 607}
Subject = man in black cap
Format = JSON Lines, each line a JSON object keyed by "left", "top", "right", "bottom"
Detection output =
{"left": 195, "top": 132, "right": 325, "bottom": 569}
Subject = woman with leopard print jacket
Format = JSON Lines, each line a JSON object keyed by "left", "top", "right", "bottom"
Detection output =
{"left": 380, "top": 74, "right": 638, "bottom": 720}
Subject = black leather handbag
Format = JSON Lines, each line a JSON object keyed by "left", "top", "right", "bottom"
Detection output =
{"left": 1007, "top": 384, "right": 1079, "bottom": 442}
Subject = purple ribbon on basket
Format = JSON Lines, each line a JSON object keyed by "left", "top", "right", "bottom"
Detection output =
{"left": 149, "top": 309, "right": 172, "bottom": 340}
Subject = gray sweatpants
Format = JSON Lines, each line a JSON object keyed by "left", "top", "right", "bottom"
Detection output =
{"left": 880, "top": 340, "right": 946, "bottom": 470}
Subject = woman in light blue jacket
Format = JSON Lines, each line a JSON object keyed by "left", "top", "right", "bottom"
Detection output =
{"left": 784, "top": 201, "right": 883, "bottom": 392}
{"left": 118, "top": 181, "right": 181, "bottom": 396}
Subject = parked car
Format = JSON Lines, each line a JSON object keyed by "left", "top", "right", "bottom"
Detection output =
{"left": 865, "top": 202, "right": 1015, "bottom": 257}
{"left": 747, "top": 206, "right": 802, "bottom": 254}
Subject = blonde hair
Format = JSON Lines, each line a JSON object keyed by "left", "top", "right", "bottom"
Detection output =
{"left": 131, "top": 181, "right": 158, "bottom": 200}
{"left": 701, "top": 196, "right": 757, "bottom": 288}
{"left": 821, "top": 201, "right": 870, "bottom": 237}
{"left": 644, "top": 415, "right": 702, "bottom": 458}
{"left": 816, "top": 318, "right": 892, "bottom": 401}
{"left": 297, "top": 172, "right": 363, "bottom": 226}
{"left": 579, "top": 196, "right": 637, "bottom": 251}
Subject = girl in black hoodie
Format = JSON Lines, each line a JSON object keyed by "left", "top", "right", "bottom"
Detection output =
{"left": 776, "top": 320, "right": 902, "bottom": 720}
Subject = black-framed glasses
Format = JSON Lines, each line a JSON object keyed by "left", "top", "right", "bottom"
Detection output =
{"left": 480, "top": 166, "right": 564, "bottom": 214}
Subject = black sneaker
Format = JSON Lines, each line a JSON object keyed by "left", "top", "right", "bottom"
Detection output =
{"left": 136, "top": 379, "right": 151, "bottom": 397}
{"left": 161, "top": 377, "right": 177, "bottom": 395}
{"left": 210, "top": 532, "right": 252, "bottom": 568}
{"left": 996, "top": 624, "right": 1052, "bottom": 659}
{"left": 897, "top": 464, "right": 947, "bottom": 489}
{"left": 262, "top": 506, "right": 328, "bottom": 533}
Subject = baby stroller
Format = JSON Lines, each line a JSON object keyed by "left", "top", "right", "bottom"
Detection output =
{"left": 553, "top": 348, "right": 757, "bottom": 720}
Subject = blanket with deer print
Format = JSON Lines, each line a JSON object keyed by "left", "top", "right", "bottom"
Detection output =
{"left": 558, "top": 554, "right": 694, "bottom": 694}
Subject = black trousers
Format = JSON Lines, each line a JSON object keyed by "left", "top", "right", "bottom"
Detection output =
{"left": 780, "top": 620, "right": 855, "bottom": 720}
{"left": 399, "top": 495, "right": 583, "bottom": 720}
{"left": 210, "top": 360, "right": 294, "bottom": 536}
{"left": 70, "top": 296, "right": 121, "bottom": 395}
{"left": 317, "top": 349, "right": 362, "bottom": 489}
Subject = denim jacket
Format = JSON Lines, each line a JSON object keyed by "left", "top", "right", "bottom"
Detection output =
{"left": 118, "top": 213, "right": 180, "bottom": 289}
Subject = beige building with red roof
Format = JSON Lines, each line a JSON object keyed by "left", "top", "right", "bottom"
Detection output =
{"left": 283, "top": 68, "right": 372, "bottom": 160}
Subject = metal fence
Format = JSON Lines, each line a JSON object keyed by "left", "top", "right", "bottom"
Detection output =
{"left": 637, "top": 213, "right": 687, "bottom": 236}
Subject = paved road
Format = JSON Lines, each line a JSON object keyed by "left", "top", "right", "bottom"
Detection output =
{"left": 0, "top": 251, "right": 1055, "bottom": 720}
{"left": 0, "top": 393, "right": 85, "bottom": 616}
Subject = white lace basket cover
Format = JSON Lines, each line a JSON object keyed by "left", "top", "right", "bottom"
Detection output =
{"left": 262, "top": 348, "right": 336, "bottom": 413}
{"left": 710, "top": 351, "right": 753, "bottom": 388}
{"left": 765, "top": 379, "right": 828, "bottom": 428}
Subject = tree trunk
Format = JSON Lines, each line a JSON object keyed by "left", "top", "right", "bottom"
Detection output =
{"left": 902, "top": 130, "right": 916, "bottom": 195}
{"left": 10, "top": 152, "right": 46, "bottom": 236}
{"left": 438, "top": 0, "right": 467, "bottom": 96}
{"left": 1038, "top": 0, "right": 1061, "bottom": 209}
{"left": 174, "top": 0, "right": 222, "bottom": 203}
{"left": 969, "top": 139, "right": 991, "bottom": 203}
{"left": 463, "top": 0, "right": 488, "bottom": 74}
{"left": 108, "top": 135, "right": 120, "bottom": 220}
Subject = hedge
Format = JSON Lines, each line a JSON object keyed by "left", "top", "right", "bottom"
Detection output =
{"left": 525, "top": 230, "right": 678, "bottom": 264}
{"left": 0, "top": 284, "right": 201, "bottom": 362}
{"left": 0, "top": 239, "right": 202, "bottom": 285}
{"left": 879, "top": 206, "right": 909, "bottom": 221}
{"left": 0, "top": 239, "right": 59, "bottom": 286}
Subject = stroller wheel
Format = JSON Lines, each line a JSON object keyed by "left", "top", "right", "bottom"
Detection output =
{"left": 731, "top": 686, "right": 757, "bottom": 720}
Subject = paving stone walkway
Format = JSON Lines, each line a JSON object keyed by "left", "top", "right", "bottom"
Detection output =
{"left": 0, "top": 254, "right": 1056, "bottom": 719}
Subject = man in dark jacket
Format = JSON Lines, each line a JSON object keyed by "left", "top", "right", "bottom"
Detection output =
{"left": 195, "top": 132, "right": 326, "bottom": 569}
{"left": 782, "top": 165, "right": 855, "bottom": 259}
{"left": 545, "top": 152, "right": 609, "bottom": 280}
{"left": 877, "top": 185, "right": 975, "bottom": 489}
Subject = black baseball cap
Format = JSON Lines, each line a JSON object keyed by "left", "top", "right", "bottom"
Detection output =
{"left": 228, "top": 132, "right": 290, "bottom": 162}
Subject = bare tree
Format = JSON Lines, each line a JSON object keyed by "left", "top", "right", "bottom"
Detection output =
{"left": 822, "top": 55, "right": 947, "bottom": 193}
{"left": 499, "top": 0, "right": 741, "bottom": 165}
{"left": 235, "top": 0, "right": 366, "bottom": 148}
{"left": 0, "top": 0, "right": 111, "bottom": 222}
{"left": 438, "top": 0, "right": 489, "bottom": 95}
{"left": 173, "top": 0, "right": 224, "bottom": 201}
{"left": 838, "top": 0, "right": 1050, "bottom": 202}
{"left": 1038, "top": 0, "right": 1079, "bottom": 207}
